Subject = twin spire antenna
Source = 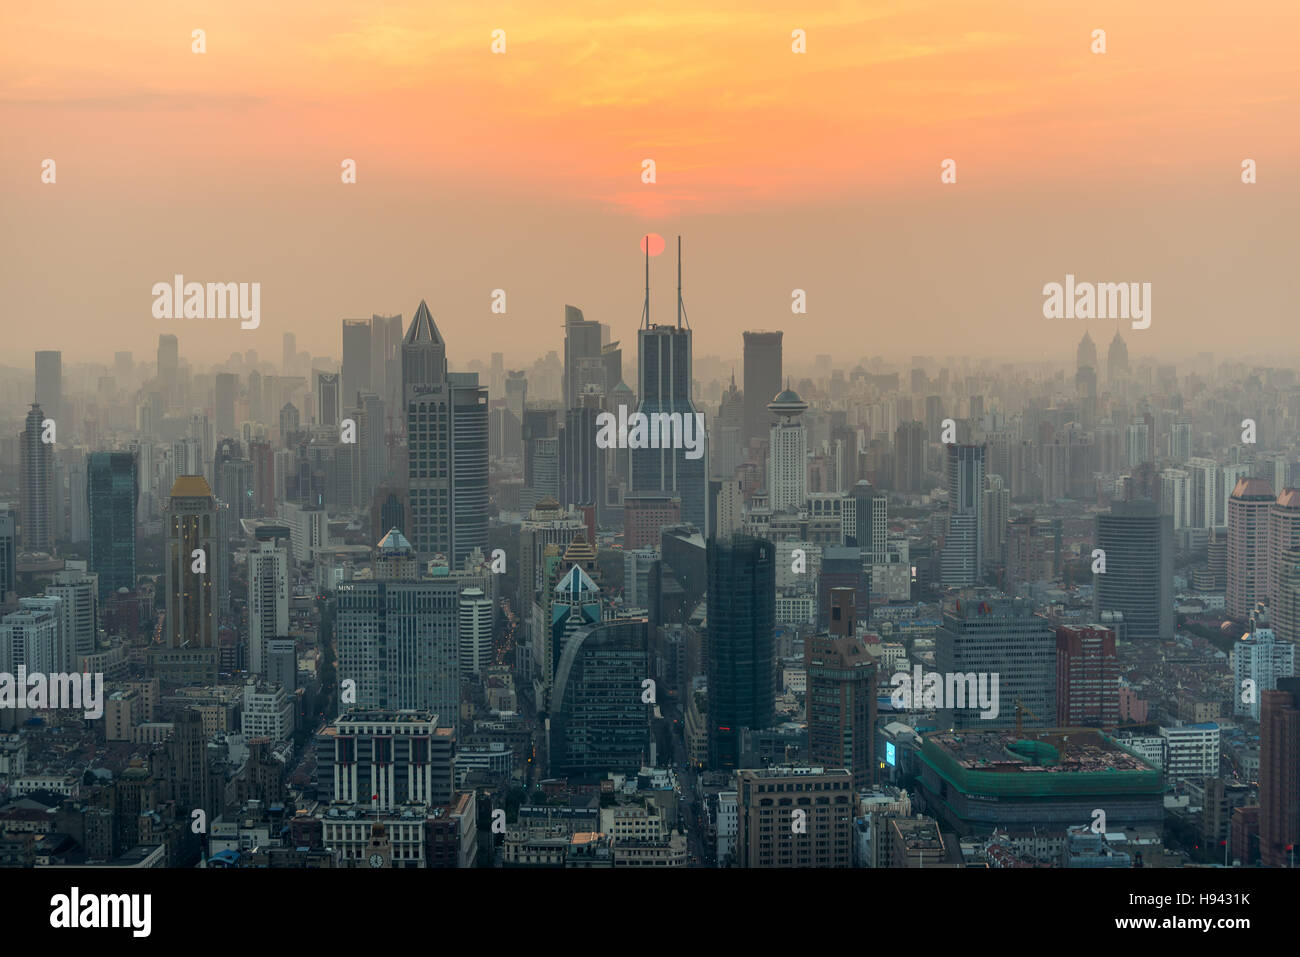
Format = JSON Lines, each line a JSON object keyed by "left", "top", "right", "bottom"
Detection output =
{"left": 640, "top": 235, "right": 690, "bottom": 331}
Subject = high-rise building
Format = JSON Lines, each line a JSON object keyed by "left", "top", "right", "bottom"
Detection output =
{"left": 316, "top": 372, "right": 340, "bottom": 428}
{"left": 34, "top": 351, "right": 62, "bottom": 428}
{"left": 559, "top": 395, "right": 605, "bottom": 512}
{"left": 157, "top": 334, "right": 179, "bottom": 403}
{"left": 341, "top": 319, "right": 372, "bottom": 409}
{"left": 1227, "top": 477, "right": 1274, "bottom": 619}
{"left": 742, "top": 331, "right": 782, "bottom": 450}
{"left": 314, "top": 709, "right": 455, "bottom": 809}
{"left": 1258, "top": 677, "right": 1300, "bottom": 868}
{"left": 0, "top": 601, "right": 62, "bottom": 676}
{"left": 247, "top": 541, "right": 288, "bottom": 676}
{"left": 631, "top": 239, "right": 707, "bottom": 529}
{"left": 47, "top": 566, "right": 98, "bottom": 670}
{"left": 806, "top": 588, "right": 876, "bottom": 789}
{"left": 0, "top": 511, "right": 15, "bottom": 599}
{"left": 154, "top": 475, "right": 219, "bottom": 683}
{"left": 893, "top": 420, "right": 926, "bottom": 493}
{"left": 335, "top": 530, "right": 460, "bottom": 726}
{"left": 1276, "top": 546, "right": 1300, "bottom": 644}
{"left": 1107, "top": 330, "right": 1129, "bottom": 383}
{"left": 981, "top": 475, "right": 1010, "bottom": 564}
{"left": 1233, "top": 607, "right": 1295, "bottom": 722}
{"left": 1055, "top": 625, "right": 1119, "bottom": 727}
{"left": 706, "top": 535, "right": 775, "bottom": 768}
{"left": 402, "top": 300, "right": 489, "bottom": 564}
{"left": 549, "top": 617, "right": 650, "bottom": 776}
{"left": 19, "top": 404, "right": 54, "bottom": 551}
{"left": 214, "top": 372, "right": 238, "bottom": 438}
{"left": 1094, "top": 499, "right": 1174, "bottom": 639}
{"left": 942, "top": 444, "right": 985, "bottom": 587}
{"left": 87, "top": 451, "right": 137, "bottom": 603}
{"left": 1268, "top": 489, "right": 1300, "bottom": 610}
{"left": 1160, "top": 468, "right": 1189, "bottom": 530}
{"left": 562, "top": 305, "right": 604, "bottom": 410}
{"left": 736, "top": 767, "right": 853, "bottom": 868}
{"left": 936, "top": 596, "right": 1055, "bottom": 731}
{"left": 766, "top": 385, "right": 808, "bottom": 512}
{"left": 458, "top": 587, "right": 494, "bottom": 678}
{"left": 849, "top": 480, "right": 888, "bottom": 563}
{"left": 1187, "top": 458, "right": 1218, "bottom": 529}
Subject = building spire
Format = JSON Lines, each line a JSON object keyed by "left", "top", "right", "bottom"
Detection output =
{"left": 640, "top": 238, "right": 651, "bottom": 330}
{"left": 676, "top": 235, "right": 690, "bottom": 330}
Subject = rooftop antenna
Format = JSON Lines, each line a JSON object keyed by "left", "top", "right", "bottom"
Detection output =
{"left": 641, "top": 237, "right": 651, "bottom": 330}
{"left": 676, "top": 235, "right": 690, "bottom": 330}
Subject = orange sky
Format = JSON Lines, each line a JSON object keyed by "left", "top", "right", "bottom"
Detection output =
{"left": 3, "top": 1, "right": 1298, "bottom": 367}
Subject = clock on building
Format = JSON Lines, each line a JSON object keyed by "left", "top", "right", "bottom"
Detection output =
{"left": 365, "top": 820, "right": 391, "bottom": 868}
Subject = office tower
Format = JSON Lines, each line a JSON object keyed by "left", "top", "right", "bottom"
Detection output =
{"left": 370, "top": 313, "right": 402, "bottom": 410}
{"left": 631, "top": 239, "right": 707, "bottom": 529}
{"left": 523, "top": 428, "right": 560, "bottom": 513}
{"left": 806, "top": 588, "right": 876, "bottom": 790}
{"left": 154, "top": 475, "right": 218, "bottom": 683}
{"left": 279, "top": 402, "right": 300, "bottom": 443}
{"left": 19, "top": 404, "right": 54, "bottom": 550}
{"left": 942, "top": 444, "right": 985, "bottom": 587}
{"left": 1277, "top": 547, "right": 1300, "bottom": 644}
{"left": 67, "top": 460, "right": 89, "bottom": 543}
{"left": 157, "top": 333, "right": 179, "bottom": 401}
{"left": 1258, "top": 677, "right": 1300, "bottom": 868}
{"left": 766, "top": 385, "right": 807, "bottom": 512}
{"left": 743, "top": 331, "right": 783, "bottom": 450}
{"left": 0, "top": 602, "right": 61, "bottom": 675}
{"left": 563, "top": 305, "right": 604, "bottom": 410}
{"left": 458, "top": 587, "right": 494, "bottom": 678}
{"left": 1269, "top": 489, "right": 1300, "bottom": 609}
{"left": 0, "top": 512, "right": 14, "bottom": 598}
{"left": 1187, "top": 458, "right": 1218, "bottom": 529}
{"left": 1125, "top": 421, "right": 1149, "bottom": 467}
{"left": 518, "top": 498, "right": 587, "bottom": 614}
{"left": 356, "top": 391, "right": 387, "bottom": 504}
{"left": 622, "top": 494, "right": 680, "bottom": 550}
{"left": 817, "top": 546, "right": 869, "bottom": 631}
{"left": 341, "top": 319, "right": 372, "bottom": 408}
{"left": 335, "top": 530, "right": 460, "bottom": 726}
{"left": 1169, "top": 422, "right": 1192, "bottom": 463}
{"left": 981, "top": 474, "right": 1010, "bottom": 564}
{"left": 559, "top": 396, "right": 606, "bottom": 512}
{"left": 247, "top": 369, "right": 263, "bottom": 422}
{"left": 1160, "top": 468, "right": 1189, "bottom": 530}
{"left": 706, "top": 535, "right": 776, "bottom": 769}
{"left": 214, "top": 372, "right": 238, "bottom": 438}
{"left": 87, "top": 451, "right": 137, "bottom": 603}
{"left": 247, "top": 541, "right": 288, "bottom": 676}
{"left": 315, "top": 710, "right": 454, "bottom": 809}
{"left": 1094, "top": 499, "right": 1174, "bottom": 639}
{"left": 47, "top": 566, "right": 98, "bottom": 670}
{"left": 1107, "top": 330, "right": 1129, "bottom": 383}
{"left": 502, "top": 371, "right": 527, "bottom": 460}
{"left": 849, "top": 479, "right": 888, "bottom": 562}
{"left": 403, "top": 301, "right": 488, "bottom": 564}
{"left": 736, "top": 767, "right": 853, "bottom": 868}
{"left": 1219, "top": 463, "right": 1251, "bottom": 526}
{"left": 936, "top": 597, "right": 1056, "bottom": 730}
{"left": 1054, "top": 625, "right": 1119, "bottom": 727}
{"left": 316, "top": 372, "right": 340, "bottom": 427}
{"left": 1234, "top": 607, "right": 1295, "bottom": 721}
{"left": 549, "top": 617, "right": 650, "bottom": 776}
{"left": 1227, "top": 477, "right": 1275, "bottom": 619}
{"left": 711, "top": 478, "right": 743, "bottom": 540}
{"left": 1076, "top": 331, "right": 1097, "bottom": 372}
{"left": 249, "top": 439, "right": 275, "bottom": 516}
{"left": 34, "top": 351, "right": 62, "bottom": 428}
{"left": 712, "top": 372, "right": 745, "bottom": 480}
{"left": 893, "top": 420, "right": 925, "bottom": 492}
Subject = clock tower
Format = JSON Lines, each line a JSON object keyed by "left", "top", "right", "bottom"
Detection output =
{"left": 365, "top": 820, "right": 392, "bottom": 869}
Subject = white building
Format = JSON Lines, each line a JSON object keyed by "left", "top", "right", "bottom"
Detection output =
{"left": 766, "top": 388, "right": 808, "bottom": 513}
{"left": 247, "top": 541, "right": 288, "bottom": 675}
{"left": 1232, "top": 612, "right": 1295, "bottom": 720}
{"left": 1160, "top": 724, "right": 1219, "bottom": 780}
{"left": 241, "top": 682, "right": 294, "bottom": 741}
{"left": 458, "top": 587, "right": 494, "bottom": 677}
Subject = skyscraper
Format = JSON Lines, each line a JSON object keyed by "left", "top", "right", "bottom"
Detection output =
{"left": 893, "top": 420, "right": 926, "bottom": 493}
{"left": 458, "top": 587, "right": 494, "bottom": 678}
{"left": 632, "top": 239, "right": 707, "bottom": 529}
{"left": 559, "top": 395, "right": 606, "bottom": 513}
{"left": 214, "top": 372, "right": 238, "bottom": 438}
{"left": 1094, "top": 499, "right": 1174, "bottom": 639}
{"left": 316, "top": 372, "right": 340, "bottom": 428}
{"left": 1055, "top": 625, "right": 1119, "bottom": 727}
{"left": 19, "top": 404, "right": 54, "bottom": 551}
{"left": 154, "top": 475, "right": 219, "bottom": 683}
{"left": 742, "top": 331, "right": 782, "bottom": 450}
{"left": 341, "top": 319, "right": 372, "bottom": 409}
{"left": 806, "top": 588, "right": 876, "bottom": 789}
{"left": 247, "top": 540, "right": 288, "bottom": 676}
{"left": 35, "top": 351, "right": 62, "bottom": 428}
{"left": 1258, "top": 677, "right": 1300, "bottom": 868}
{"left": 766, "top": 385, "right": 808, "bottom": 512}
{"left": 563, "top": 305, "right": 604, "bottom": 410}
{"left": 87, "top": 450, "right": 137, "bottom": 603}
{"left": 335, "top": 530, "right": 460, "bottom": 727}
{"left": 706, "top": 535, "right": 775, "bottom": 769}
{"left": 1227, "top": 477, "right": 1274, "bottom": 619}
{"left": 403, "top": 300, "right": 488, "bottom": 564}
{"left": 157, "top": 334, "right": 179, "bottom": 406}
{"left": 942, "top": 444, "right": 985, "bottom": 587}
{"left": 1268, "top": 489, "right": 1300, "bottom": 610}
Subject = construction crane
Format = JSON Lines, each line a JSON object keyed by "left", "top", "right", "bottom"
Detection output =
{"left": 1013, "top": 698, "right": 1041, "bottom": 736}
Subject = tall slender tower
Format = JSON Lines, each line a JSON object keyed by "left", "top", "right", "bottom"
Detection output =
{"left": 631, "top": 237, "right": 707, "bottom": 529}
{"left": 153, "top": 475, "right": 218, "bottom": 683}
{"left": 19, "top": 404, "right": 54, "bottom": 550}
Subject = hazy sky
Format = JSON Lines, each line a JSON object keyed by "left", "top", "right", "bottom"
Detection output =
{"left": 3, "top": 1, "right": 1298, "bottom": 368}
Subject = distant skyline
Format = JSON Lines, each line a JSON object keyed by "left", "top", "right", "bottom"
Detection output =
{"left": 4, "top": 1, "right": 1298, "bottom": 363}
